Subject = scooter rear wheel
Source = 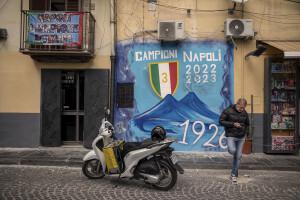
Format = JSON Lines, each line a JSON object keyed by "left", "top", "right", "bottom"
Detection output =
{"left": 82, "top": 159, "right": 105, "bottom": 179}
{"left": 152, "top": 159, "right": 177, "bottom": 191}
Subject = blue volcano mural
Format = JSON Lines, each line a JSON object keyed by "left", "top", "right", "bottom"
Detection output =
{"left": 126, "top": 93, "right": 226, "bottom": 151}
{"left": 180, "top": 92, "right": 220, "bottom": 120}
{"left": 114, "top": 39, "right": 234, "bottom": 151}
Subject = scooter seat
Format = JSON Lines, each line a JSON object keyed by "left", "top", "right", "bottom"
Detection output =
{"left": 122, "top": 139, "right": 159, "bottom": 157}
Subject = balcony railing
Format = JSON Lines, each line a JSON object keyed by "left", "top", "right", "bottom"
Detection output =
{"left": 20, "top": 10, "right": 95, "bottom": 61}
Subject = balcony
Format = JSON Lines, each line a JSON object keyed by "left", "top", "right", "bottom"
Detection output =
{"left": 20, "top": 10, "right": 95, "bottom": 62}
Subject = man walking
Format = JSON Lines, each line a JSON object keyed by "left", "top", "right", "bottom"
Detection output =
{"left": 219, "top": 99, "right": 250, "bottom": 184}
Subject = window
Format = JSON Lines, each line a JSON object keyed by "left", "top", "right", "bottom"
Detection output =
{"left": 29, "top": 0, "right": 81, "bottom": 11}
{"left": 117, "top": 83, "right": 134, "bottom": 108}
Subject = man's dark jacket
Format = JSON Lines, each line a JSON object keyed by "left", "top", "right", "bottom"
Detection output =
{"left": 219, "top": 104, "right": 250, "bottom": 138}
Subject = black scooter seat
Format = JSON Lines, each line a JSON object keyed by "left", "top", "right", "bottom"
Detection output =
{"left": 122, "top": 138, "right": 160, "bottom": 157}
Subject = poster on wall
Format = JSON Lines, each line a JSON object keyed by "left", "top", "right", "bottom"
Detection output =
{"left": 272, "top": 136, "right": 295, "bottom": 150}
{"left": 114, "top": 39, "right": 234, "bottom": 151}
{"left": 27, "top": 12, "right": 82, "bottom": 45}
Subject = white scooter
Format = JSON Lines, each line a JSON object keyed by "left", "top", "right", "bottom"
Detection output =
{"left": 82, "top": 109, "right": 184, "bottom": 190}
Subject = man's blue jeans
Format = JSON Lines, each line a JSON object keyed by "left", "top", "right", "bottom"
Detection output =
{"left": 227, "top": 136, "right": 246, "bottom": 176}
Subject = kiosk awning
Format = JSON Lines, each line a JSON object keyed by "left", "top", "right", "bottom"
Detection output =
{"left": 260, "top": 40, "right": 300, "bottom": 58}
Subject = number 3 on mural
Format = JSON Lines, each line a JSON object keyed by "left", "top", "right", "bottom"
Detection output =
{"left": 178, "top": 120, "right": 227, "bottom": 149}
{"left": 161, "top": 72, "right": 168, "bottom": 83}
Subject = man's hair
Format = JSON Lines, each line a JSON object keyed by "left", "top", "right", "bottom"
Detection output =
{"left": 237, "top": 98, "right": 247, "bottom": 105}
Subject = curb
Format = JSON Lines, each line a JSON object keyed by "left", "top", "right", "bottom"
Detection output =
{"left": 1, "top": 158, "right": 300, "bottom": 172}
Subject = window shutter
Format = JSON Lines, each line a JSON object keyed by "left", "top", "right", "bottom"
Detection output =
{"left": 66, "top": 0, "right": 81, "bottom": 11}
{"left": 30, "top": 0, "right": 48, "bottom": 11}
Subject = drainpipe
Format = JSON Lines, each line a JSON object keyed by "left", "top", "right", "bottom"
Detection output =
{"left": 110, "top": 0, "right": 116, "bottom": 124}
{"left": 250, "top": 94, "right": 255, "bottom": 138}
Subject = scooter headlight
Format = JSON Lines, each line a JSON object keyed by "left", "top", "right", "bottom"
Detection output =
{"left": 101, "top": 128, "right": 112, "bottom": 137}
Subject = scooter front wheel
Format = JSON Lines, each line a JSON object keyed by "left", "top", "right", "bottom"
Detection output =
{"left": 82, "top": 159, "right": 105, "bottom": 179}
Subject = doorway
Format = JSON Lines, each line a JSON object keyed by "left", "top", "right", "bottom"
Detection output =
{"left": 41, "top": 69, "right": 109, "bottom": 148}
{"left": 61, "top": 71, "right": 84, "bottom": 144}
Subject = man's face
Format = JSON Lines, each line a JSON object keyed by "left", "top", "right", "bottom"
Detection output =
{"left": 236, "top": 103, "right": 246, "bottom": 112}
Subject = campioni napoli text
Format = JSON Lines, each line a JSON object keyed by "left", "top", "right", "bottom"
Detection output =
{"left": 135, "top": 50, "right": 222, "bottom": 62}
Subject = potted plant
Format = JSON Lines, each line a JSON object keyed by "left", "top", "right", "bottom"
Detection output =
{"left": 242, "top": 127, "right": 253, "bottom": 154}
{"left": 242, "top": 136, "right": 252, "bottom": 154}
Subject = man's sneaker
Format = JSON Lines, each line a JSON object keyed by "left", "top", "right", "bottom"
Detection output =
{"left": 230, "top": 175, "right": 237, "bottom": 184}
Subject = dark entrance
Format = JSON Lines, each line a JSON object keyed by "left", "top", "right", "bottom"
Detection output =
{"left": 41, "top": 69, "right": 109, "bottom": 148}
{"left": 61, "top": 71, "right": 84, "bottom": 144}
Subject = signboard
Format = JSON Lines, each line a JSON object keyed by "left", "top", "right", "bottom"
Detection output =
{"left": 27, "top": 12, "right": 83, "bottom": 45}
{"left": 114, "top": 39, "right": 234, "bottom": 151}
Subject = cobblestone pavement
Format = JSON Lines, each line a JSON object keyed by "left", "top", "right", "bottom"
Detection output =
{"left": 0, "top": 165, "right": 300, "bottom": 200}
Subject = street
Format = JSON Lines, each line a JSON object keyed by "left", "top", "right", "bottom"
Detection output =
{"left": 0, "top": 165, "right": 300, "bottom": 200}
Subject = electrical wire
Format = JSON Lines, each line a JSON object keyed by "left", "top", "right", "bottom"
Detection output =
{"left": 115, "top": 0, "right": 143, "bottom": 38}
{"left": 139, "top": 0, "right": 300, "bottom": 23}
{"left": 0, "top": 0, "right": 8, "bottom": 12}
{"left": 260, "top": 24, "right": 300, "bottom": 31}
{"left": 106, "top": 0, "right": 140, "bottom": 41}
{"left": 246, "top": 12, "right": 300, "bottom": 25}
{"left": 112, "top": 0, "right": 300, "bottom": 39}
{"left": 95, "top": 0, "right": 108, "bottom": 53}
{"left": 117, "top": 16, "right": 134, "bottom": 34}
{"left": 138, "top": 0, "right": 228, "bottom": 12}
{"left": 139, "top": 0, "right": 300, "bottom": 17}
{"left": 236, "top": 10, "right": 300, "bottom": 22}
{"left": 185, "top": 25, "right": 224, "bottom": 39}
{"left": 285, "top": 0, "right": 300, "bottom": 3}
{"left": 258, "top": 0, "right": 267, "bottom": 39}
{"left": 243, "top": 12, "right": 300, "bottom": 20}
{"left": 237, "top": 9, "right": 300, "bottom": 17}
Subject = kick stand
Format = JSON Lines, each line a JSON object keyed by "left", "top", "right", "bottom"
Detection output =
{"left": 112, "top": 173, "right": 122, "bottom": 188}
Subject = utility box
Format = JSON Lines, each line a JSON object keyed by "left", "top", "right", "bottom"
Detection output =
{"left": 0, "top": 29, "right": 7, "bottom": 40}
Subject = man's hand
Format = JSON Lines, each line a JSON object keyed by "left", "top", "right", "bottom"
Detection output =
{"left": 234, "top": 122, "right": 242, "bottom": 128}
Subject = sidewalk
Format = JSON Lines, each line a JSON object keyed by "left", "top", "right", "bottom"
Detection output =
{"left": 0, "top": 147, "right": 300, "bottom": 171}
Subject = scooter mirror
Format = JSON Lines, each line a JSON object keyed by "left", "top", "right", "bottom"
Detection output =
{"left": 104, "top": 108, "right": 110, "bottom": 120}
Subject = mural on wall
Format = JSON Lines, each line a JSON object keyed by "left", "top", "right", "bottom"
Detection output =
{"left": 114, "top": 39, "right": 234, "bottom": 151}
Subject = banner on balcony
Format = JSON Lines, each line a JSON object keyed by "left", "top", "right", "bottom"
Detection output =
{"left": 27, "top": 12, "right": 83, "bottom": 45}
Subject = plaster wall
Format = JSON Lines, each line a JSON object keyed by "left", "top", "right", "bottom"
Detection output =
{"left": 0, "top": 0, "right": 112, "bottom": 113}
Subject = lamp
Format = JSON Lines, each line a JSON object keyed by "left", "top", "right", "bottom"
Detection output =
{"left": 187, "top": 9, "right": 191, "bottom": 15}
{"left": 245, "top": 46, "right": 267, "bottom": 60}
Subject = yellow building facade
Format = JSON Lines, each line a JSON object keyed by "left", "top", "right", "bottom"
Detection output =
{"left": 0, "top": 0, "right": 299, "bottom": 153}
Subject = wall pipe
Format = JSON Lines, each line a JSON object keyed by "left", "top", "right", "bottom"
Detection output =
{"left": 110, "top": 0, "right": 116, "bottom": 124}
{"left": 20, "top": 0, "right": 23, "bottom": 49}
{"left": 250, "top": 94, "right": 255, "bottom": 138}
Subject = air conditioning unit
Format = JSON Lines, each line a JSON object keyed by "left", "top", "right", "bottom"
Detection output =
{"left": 158, "top": 21, "right": 185, "bottom": 41}
{"left": 224, "top": 18, "right": 254, "bottom": 39}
